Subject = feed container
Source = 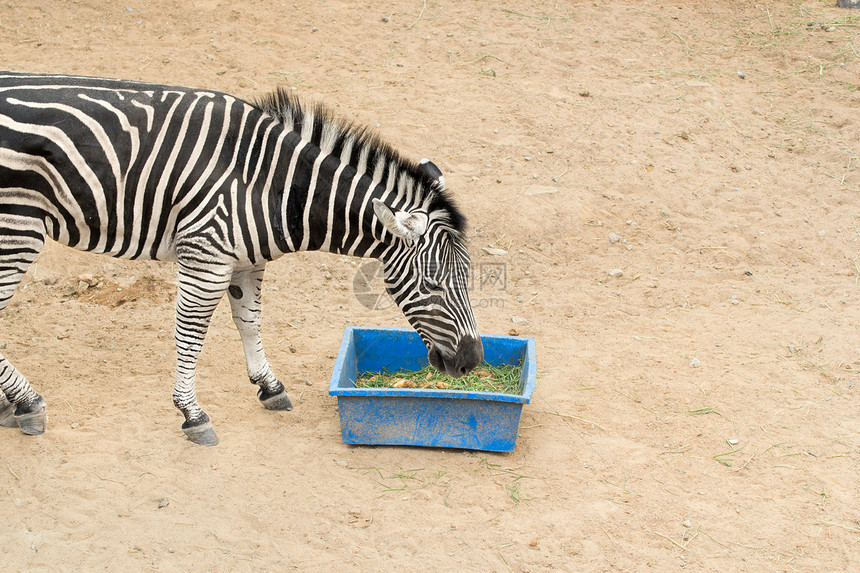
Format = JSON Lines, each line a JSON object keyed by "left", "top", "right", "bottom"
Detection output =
{"left": 328, "top": 326, "right": 536, "bottom": 451}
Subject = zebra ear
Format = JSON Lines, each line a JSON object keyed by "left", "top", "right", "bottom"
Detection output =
{"left": 372, "top": 199, "right": 428, "bottom": 243}
{"left": 419, "top": 158, "right": 446, "bottom": 190}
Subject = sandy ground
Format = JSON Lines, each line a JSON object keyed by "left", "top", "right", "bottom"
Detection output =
{"left": 1, "top": 1, "right": 859, "bottom": 571}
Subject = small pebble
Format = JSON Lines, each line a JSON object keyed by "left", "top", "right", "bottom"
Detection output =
{"left": 689, "top": 357, "right": 701, "bottom": 368}
{"left": 608, "top": 232, "right": 622, "bottom": 244}
{"left": 608, "top": 269, "right": 623, "bottom": 278}
{"left": 728, "top": 439, "right": 739, "bottom": 446}
{"left": 737, "top": 71, "right": 745, "bottom": 79}
{"left": 682, "top": 519, "right": 692, "bottom": 528}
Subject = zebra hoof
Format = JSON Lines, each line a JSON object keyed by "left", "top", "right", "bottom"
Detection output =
{"left": 182, "top": 421, "right": 219, "bottom": 446}
{"left": 259, "top": 389, "right": 293, "bottom": 411}
{"left": 15, "top": 408, "right": 47, "bottom": 435}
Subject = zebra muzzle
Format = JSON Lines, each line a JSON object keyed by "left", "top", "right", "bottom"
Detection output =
{"left": 428, "top": 335, "right": 484, "bottom": 378}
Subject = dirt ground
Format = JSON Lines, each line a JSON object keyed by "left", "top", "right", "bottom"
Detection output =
{"left": 1, "top": 0, "right": 859, "bottom": 571}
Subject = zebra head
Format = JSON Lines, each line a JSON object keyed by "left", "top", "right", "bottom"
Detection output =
{"left": 371, "top": 161, "right": 483, "bottom": 378}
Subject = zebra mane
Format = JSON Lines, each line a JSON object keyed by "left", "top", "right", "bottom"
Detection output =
{"left": 253, "top": 88, "right": 466, "bottom": 236}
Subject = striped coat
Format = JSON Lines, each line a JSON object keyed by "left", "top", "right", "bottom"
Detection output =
{"left": 0, "top": 72, "right": 482, "bottom": 444}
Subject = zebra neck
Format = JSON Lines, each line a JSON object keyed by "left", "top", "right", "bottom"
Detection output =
{"left": 271, "top": 131, "right": 399, "bottom": 261}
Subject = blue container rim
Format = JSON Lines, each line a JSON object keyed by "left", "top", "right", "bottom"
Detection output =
{"left": 328, "top": 326, "right": 537, "bottom": 404}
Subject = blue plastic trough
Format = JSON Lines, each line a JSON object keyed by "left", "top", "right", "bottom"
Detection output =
{"left": 328, "top": 327, "right": 536, "bottom": 452}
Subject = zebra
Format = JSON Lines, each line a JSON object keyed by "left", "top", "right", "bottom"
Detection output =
{"left": 0, "top": 71, "right": 483, "bottom": 445}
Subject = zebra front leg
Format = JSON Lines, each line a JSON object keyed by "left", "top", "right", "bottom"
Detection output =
{"left": 0, "top": 244, "right": 48, "bottom": 435}
{"left": 173, "top": 262, "right": 233, "bottom": 446}
{"left": 228, "top": 265, "right": 292, "bottom": 412}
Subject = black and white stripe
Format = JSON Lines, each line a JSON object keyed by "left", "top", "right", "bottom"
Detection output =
{"left": 0, "top": 72, "right": 482, "bottom": 444}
